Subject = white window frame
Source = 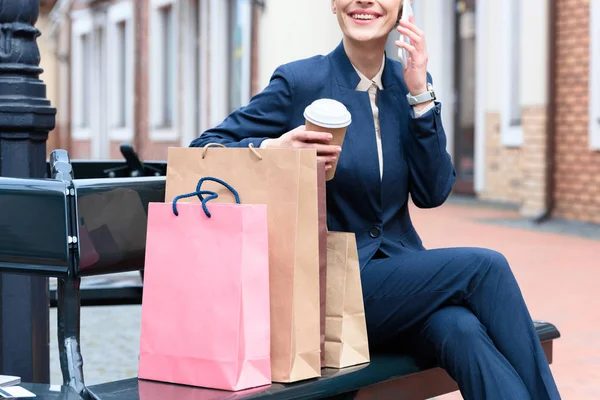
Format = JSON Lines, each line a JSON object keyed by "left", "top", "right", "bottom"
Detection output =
{"left": 181, "top": 0, "right": 200, "bottom": 147}
{"left": 474, "top": 0, "right": 488, "bottom": 193}
{"left": 149, "top": 0, "right": 180, "bottom": 141}
{"left": 228, "top": 0, "right": 253, "bottom": 111}
{"left": 91, "top": 15, "right": 110, "bottom": 159}
{"left": 207, "top": 0, "right": 253, "bottom": 127}
{"left": 71, "top": 9, "right": 94, "bottom": 141}
{"left": 501, "top": 0, "right": 523, "bottom": 147}
{"left": 209, "top": 0, "right": 228, "bottom": 127}
{"left": 198, "top": 0, "right": 210, "bottom": 134}
{"left": 107, "top": 1, "right": 135, "bottom": 142}
{"left": 590, "top": 0, "right": 600, "bottom": 150}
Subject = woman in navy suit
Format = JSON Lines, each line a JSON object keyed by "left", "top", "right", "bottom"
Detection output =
{"left": 191, "top": 1, "right": 561, "bottom": 398}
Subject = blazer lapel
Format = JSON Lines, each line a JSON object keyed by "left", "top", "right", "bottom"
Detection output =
{"left": 328, "top": 41, "right": 361, "bottom": 89}
{"left": 328, "top": 42, "right": 382, "bottom": 214}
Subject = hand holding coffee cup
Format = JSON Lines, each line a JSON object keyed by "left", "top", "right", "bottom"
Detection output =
{"left": 266, "top": 125, "right": 342, "bottom": 171}
{"left": 263, "top": 99, "right": 351, "bottom": 180}
{"left": 303, "top": 99, "right": 352, "bottom": 180}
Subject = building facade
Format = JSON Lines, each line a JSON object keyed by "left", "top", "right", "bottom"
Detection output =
{"left": 395, "top": 0, "right": 599, "bottom": 224}
{"left": 63, "top": 0, "right": 261, "bottom": 160}
{"left": 553, "top": 0, "right": 599, "bottom": 223}
{"left": 40, "top": 0, "right": 599, "bottom": 224}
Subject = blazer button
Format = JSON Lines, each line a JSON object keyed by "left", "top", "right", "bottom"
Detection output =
{"left": 369, "top": 227, "right": 381, "bottom": 238}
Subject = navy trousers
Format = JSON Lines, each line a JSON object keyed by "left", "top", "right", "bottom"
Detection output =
{"left": 361, "top": 247, "right": 561, "bottom": 400}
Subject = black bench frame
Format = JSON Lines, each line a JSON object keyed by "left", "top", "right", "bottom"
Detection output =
{"left": 1, "top": 149, "right": 165, "bottom": 397}
{"left": 0, "top": 149, "right": 561, "bottom": 400}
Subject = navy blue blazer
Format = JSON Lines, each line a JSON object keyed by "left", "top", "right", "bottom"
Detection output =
{"left": 190, "top": 42, "right": 456, "bottom": 267}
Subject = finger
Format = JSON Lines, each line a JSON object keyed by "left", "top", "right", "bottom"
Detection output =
{"left": 302, "top": 143, "right": 342, "bottom": 155}
{"left": 395, "top": 40, "right": 417, "bottom": 58}
{"left": 292, "top": 130, "right": 333, "bottom": 143}
{"left": 317, "top": 155, "right": 338, "bottom": 165}
{"left": 397, "top": 26, "right": 422, "bottom": 47}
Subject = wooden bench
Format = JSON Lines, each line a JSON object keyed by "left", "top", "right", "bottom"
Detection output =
{"left": 0, "top": 149, "right": 561, "bottom": 400}
{"left": 84, "top": 321, "right": 558, "bottom": 400}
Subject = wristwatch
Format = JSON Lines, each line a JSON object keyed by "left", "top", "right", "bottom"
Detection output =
{"left": 406, "top": 83, "right": 436, "bottom": 106}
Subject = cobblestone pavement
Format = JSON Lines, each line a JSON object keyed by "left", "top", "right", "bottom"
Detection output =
{"left": 49, "top": 271, "right": 143, "bottom": 386}
{"left": 48, "top": 198, "right": 599, "bottom": 398}
{"left": 49, "top": 305, "right": 142, "bottom": 386}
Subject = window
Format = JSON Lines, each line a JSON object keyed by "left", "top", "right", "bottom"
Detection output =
{"left": 94, "top": 24, "right": 108, "bottom": 159}
{"left": 150, "top": 0, "right": 179, "bottom": 140}
{"left": 181, "top": 0, "right": 205, "bottom": 147}
{"left": 116, "top": 20, "right": 127, "bottom": 127}
{"left": 107, "top": 1, "right": 134, "bottom": 141}
{"left": 71, "top": 10, "right": 94, "bottom": 140}
{"left": 501, "top": 0, "right": 523, "bottom": 147}
{"left": 507, "top": 0, "right": 520, "bottom": 126}
{"left": 207, "top": 0, "right": 253, "bottom": 125}
{"left": 81, "top": 33, "right": 92, "bottom": 128}
{"left": 161, "top": 4, "right": 176, "bottom": 127}
{"left": 71, "top": 8, "right": 112, "bottom": 158}
{"left": 590, "top": 0, "right": 600, "bottom": 150}
{"left": 228, "top": 0, "right": 252, "bottom": 112}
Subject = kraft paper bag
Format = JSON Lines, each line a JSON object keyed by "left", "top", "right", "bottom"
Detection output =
{"left": 165, "top": 145, "right": 321, "bottom": 383}
{"left": 325, "top": 232, "right": 370, "bottom": 369}
{"left": 139, "top": 178, "right": 271, "bottom": 391}
{"left": 316, "top": 161, "right": 328, "bottom": 365}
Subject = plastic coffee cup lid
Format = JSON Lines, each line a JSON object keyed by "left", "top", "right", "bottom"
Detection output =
{"left": 303, "top": 99, "right": 352, "bottom": 129}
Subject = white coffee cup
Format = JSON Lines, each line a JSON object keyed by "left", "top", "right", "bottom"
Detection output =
{"left": 303, "top": 99, "right": 352, "bottom": 181}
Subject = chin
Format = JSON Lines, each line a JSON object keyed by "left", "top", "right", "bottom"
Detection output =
{"left": 339, "top": 14, "right": 394, "bottom": 44}
{"left": 346, "top": 30, "right": 386, "bottom": 43}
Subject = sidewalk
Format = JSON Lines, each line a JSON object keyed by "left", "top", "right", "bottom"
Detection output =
{"left": 48, "top": 197, "right": 599, "bottom": 398}
{"left": 416, "top": 197, "right": 600, "bottom": 400}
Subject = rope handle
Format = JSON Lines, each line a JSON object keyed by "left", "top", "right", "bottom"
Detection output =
{"left": 195, "top": 177, "right": 241, "bottom": 207}
{"left": 172, "top": 178, "right": 241, "bottom": 218}
{"left": 172, "top": 190, "right": 219, "bottom": 218}
{"left": 248, "top": 143, "right": 263, "bottom": 160}
{"left": 200, "top": 142, "right": 263, "bottom": 161}
{"left": 201, "top": 143, "right": 226, "bottom": 159}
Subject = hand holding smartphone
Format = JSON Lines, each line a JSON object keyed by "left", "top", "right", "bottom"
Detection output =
{"left": 397, "top": 0, "right": 414, "bottom": 69}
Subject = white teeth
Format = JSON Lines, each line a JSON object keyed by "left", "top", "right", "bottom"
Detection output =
{"left": 352, "top": 14, "right": 376, "bottom": 20}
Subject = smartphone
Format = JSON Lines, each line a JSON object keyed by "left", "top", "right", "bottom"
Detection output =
{"left": 398, "top": 0, "right": 413, "bottom": 69}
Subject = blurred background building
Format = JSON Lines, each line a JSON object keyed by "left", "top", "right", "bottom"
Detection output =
{"left": 38, "top": 0, "right": 599, "bottom": 224}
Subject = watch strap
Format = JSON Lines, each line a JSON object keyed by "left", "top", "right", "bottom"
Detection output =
{"left": 406, "top": 90, "right": 436, "bottom": 106}
{"left": 406, "top": 83, "right": 436, "bottom": 105}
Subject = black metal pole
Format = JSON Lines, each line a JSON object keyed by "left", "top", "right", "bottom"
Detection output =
{"left": 0, "top": 0, "right": 56, "bottom": 383}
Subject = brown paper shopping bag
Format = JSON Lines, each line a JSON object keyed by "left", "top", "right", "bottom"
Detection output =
{"left": 165, "top": 145, "right": 321, "bottom": 383}
{"left": 325, "top": 232, "right": 370, "bottom": 369}
{"left": 316, "top": 161, "right": 328, "bottom": 365}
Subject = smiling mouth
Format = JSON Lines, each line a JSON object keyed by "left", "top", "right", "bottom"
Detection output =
{"left": 349, "top": 13, "right": 381, "bottom": 21}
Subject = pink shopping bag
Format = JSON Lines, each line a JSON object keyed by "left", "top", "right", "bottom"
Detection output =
{"left": 138, "top": 177, "right": 271, "bottom": 391}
